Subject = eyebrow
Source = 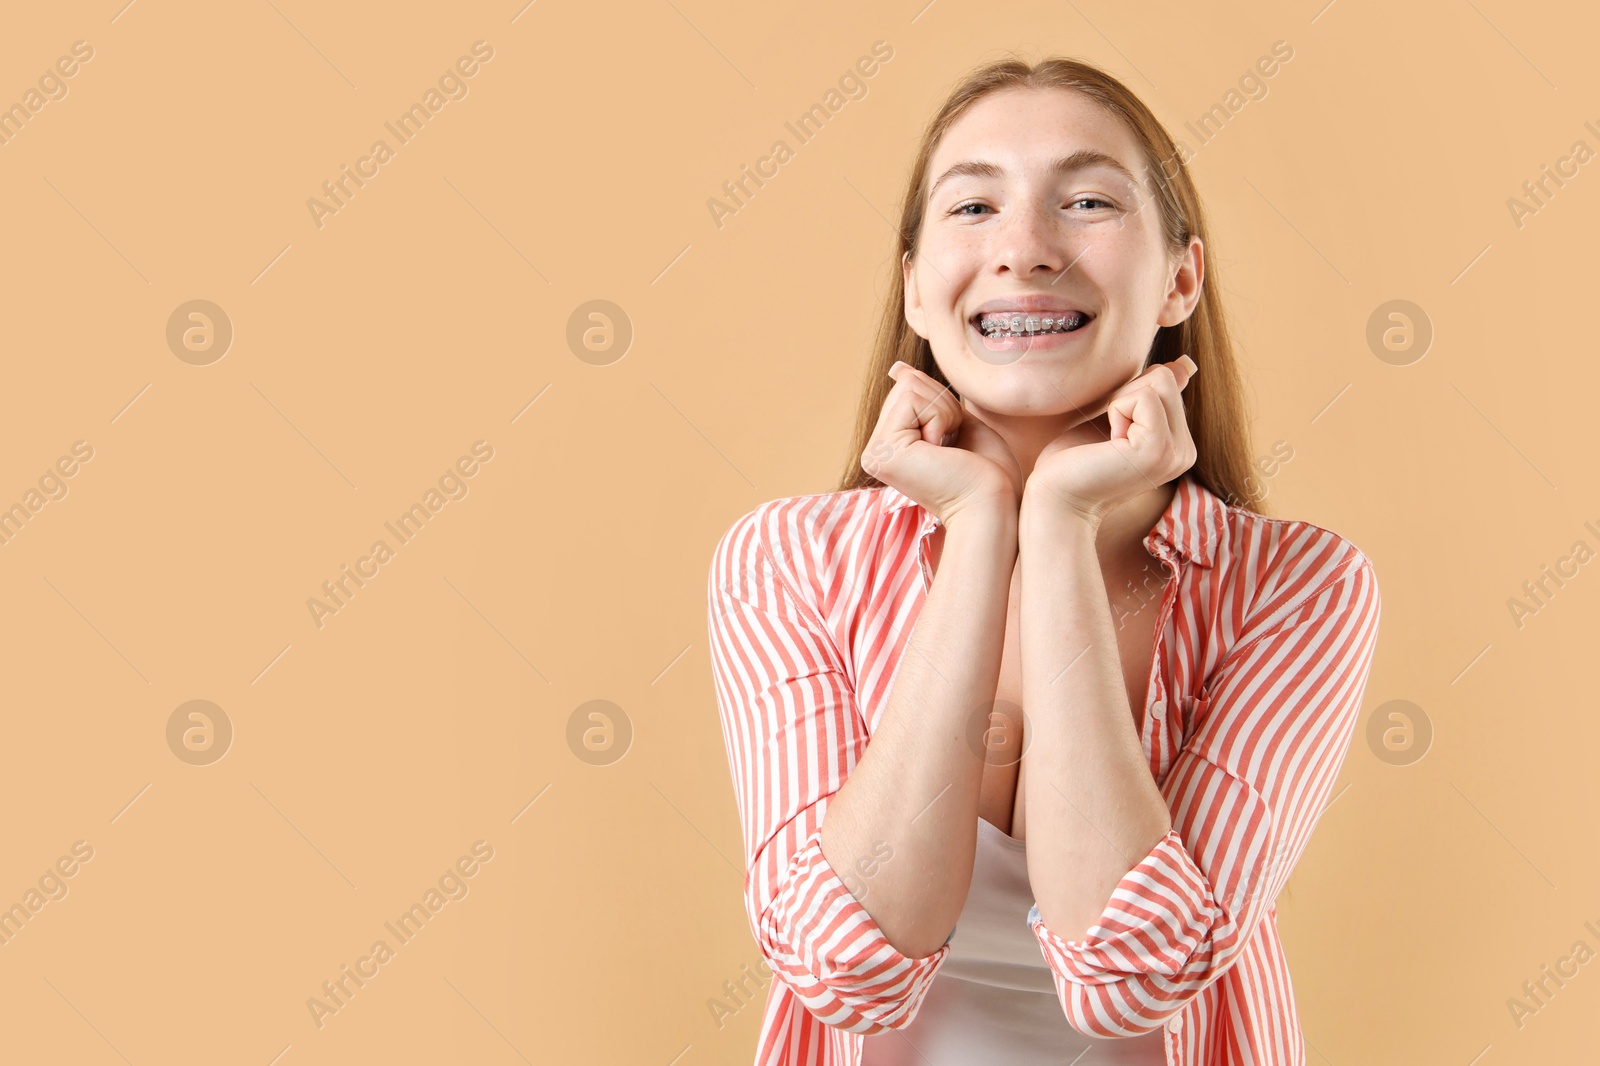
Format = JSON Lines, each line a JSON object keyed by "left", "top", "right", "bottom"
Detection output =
{"left": 927, "top": 148, "right": 1141, "bottom": 200}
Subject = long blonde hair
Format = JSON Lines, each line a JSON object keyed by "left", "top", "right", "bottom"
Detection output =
{"left": 837, "top": 56, "right": 1265, "bottom": 514}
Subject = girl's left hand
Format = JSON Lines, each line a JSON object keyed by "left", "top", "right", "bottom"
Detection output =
{"left": 1025, "top": 355, "right": 1199, "bottom": 525}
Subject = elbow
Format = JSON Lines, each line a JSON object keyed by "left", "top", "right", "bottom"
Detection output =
{"left": 752, "top": 825, "right": 953, "bottom": 1032}
{"left": 1036, "top": 934, "right": 1224, "bottom": 1037}
{"left": 1028, "top": 894, "right": 1231, "bottom": 1037}
{"left": 1053, "top": 981, "right": 1187, "bottom": 1037}
{"left": 756, "top": 908, "right": 950, "bottom": 1034}
{"left": 755, "top": 944, "right": 943, "bottom": 1034}
{"left": 832, "top": 990, "right": 935, "bottom": 1035}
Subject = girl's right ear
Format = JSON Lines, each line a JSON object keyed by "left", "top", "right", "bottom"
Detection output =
{"left": 902, "top": 251, "right": 926, "bottom": 339}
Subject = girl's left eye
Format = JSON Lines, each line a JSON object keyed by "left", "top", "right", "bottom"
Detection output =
{"left": 1069, "top": 197, "right": 1114, "bottom": 210}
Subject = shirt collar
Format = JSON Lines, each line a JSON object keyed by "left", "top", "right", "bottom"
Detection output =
{"left": 878, "top": 471, "right": 1227, "bottom": 569}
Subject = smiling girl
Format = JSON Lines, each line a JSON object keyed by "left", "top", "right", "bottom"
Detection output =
{"left": 709, "top": 56, "right": 1381, "bottom": 1066}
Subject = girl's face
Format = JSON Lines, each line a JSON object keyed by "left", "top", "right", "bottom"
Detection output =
{"left": 904, "top": 86, "right": 1202, "bottom": 420}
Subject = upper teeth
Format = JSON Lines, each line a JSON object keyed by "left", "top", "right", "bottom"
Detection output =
{"left": 978, "top": 311, "right": 1084, "bottom": 334}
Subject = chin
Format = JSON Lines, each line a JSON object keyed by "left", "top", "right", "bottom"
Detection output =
{"left": 956, "top": 366, "right": 1109, "bottom": 414}
{"left": 964, "top": 382, "right": 1074, "bottom": 416}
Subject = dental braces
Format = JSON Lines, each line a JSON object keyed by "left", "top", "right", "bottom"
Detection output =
{"left": 979, "top": 312, "right": 1085, "bottom": 336}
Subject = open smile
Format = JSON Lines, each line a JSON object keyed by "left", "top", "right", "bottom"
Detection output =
{"left": 968, "top": 308, "right": 1095, "bottom": 349}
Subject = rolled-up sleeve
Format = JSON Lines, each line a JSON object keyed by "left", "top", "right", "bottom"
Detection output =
{"left": 1027, "top": 553, "right": 1382, "bottom": 1035}
{"left": 707, "top": 502, "right": 951, "bottom": 1034}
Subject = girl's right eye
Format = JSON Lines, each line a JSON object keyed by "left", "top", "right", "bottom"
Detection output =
{"left": 949, "top": 201, "right": 991, "bottom": 216}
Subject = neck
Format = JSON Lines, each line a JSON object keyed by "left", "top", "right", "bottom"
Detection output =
{"left": 963, "top": 397, "right": 1178, "bottom": 564}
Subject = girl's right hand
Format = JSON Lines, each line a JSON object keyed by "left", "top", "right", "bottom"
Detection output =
{"left": 861, "top": 360, "right": 1023, "bottom": 528}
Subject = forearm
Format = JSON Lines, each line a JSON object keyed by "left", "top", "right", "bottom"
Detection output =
{"left": 1019, "top": 499, "right": 1172, "bottom": 944}
{"left": 819, "top": 506, "right": 1017, "bottom": 959}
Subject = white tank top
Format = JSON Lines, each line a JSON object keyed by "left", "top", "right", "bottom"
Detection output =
{"left": 860, "top": 816, "right": 1170, "bottom": 1065}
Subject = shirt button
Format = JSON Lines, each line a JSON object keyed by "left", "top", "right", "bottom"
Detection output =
{"left": 1149, "top": 699, "right": 1166, "bottom": 721}
{"left": 1167, "top": 1014, "right": 1184, "bottom": 1033}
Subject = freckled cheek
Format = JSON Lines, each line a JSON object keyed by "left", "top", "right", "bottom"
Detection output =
{"left": 1069, "top": 229, "right": 1127, "bottom": 261}
{"left": 916, "top": 248, "right": 979, "bottom": 310}
{"left": 925, "top": 239, "right": 985, "bottom": 278}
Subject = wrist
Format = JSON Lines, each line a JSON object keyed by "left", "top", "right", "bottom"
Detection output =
{"left": 941, "top": 497, "right": 1019, "bottom": 551}
{"left": 941, "top": 488, "right": 1020, "bottom": 534}
{"left": 1019, "top": 487, "right": 1101, "bottom": 542}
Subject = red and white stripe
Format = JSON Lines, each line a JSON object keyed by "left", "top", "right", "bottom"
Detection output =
{"left": 707, "top": 472, "right": 1382, "bottom": 1066}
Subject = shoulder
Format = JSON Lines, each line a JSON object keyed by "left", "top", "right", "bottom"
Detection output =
{"left": 708, "top": 486, "right": 889, "bottom": 594}
{"left": 1215, "top": 496, "right": 1380, "bottom": 631}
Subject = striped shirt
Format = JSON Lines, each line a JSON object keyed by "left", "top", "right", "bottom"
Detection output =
{"left": 706, "top": 471, "right": 1382, "bottom": 1066}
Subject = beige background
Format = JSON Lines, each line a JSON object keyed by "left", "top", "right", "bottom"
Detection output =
{"left": 0, "top": 0, "right": 1594, "bottom": 1062}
